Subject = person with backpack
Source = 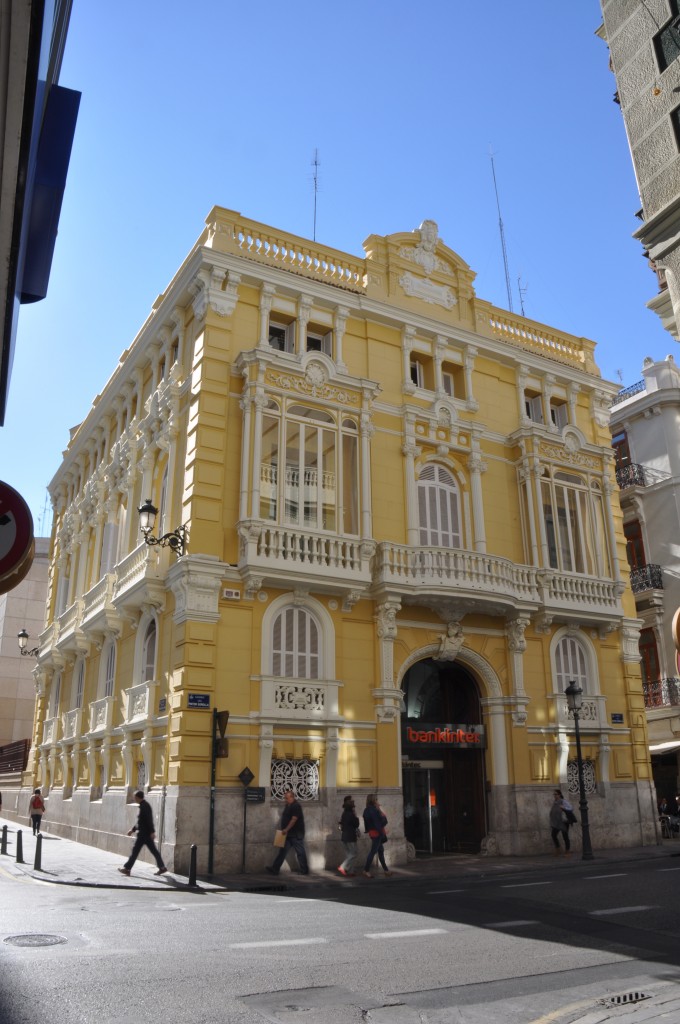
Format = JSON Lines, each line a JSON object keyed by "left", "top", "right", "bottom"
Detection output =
{"left": 28, "top": 789, "right": 45, "bottom": 835}
{"left": 337, "top": 795, "right": 360, "bottom": 877}
{"left": 362, "top": 794, "right": 392, "bottom": 878}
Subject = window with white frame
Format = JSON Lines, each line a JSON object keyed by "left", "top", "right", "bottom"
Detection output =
{"left": 103, "top": 641, "right": 116, "bottom": 698}
{"left": 541, "top": 471, "right": 611, "bottom": 577}
{"left": 259, "top": 400, "right": 359, "bottom": 534}
{"left": 554, "top": 635, "right": 589, "bottom": 695}
{"left": 272, "top": 606, "right": 320, "bottom": 679}
{"left": 550, "top": 400, "right": 568, "bottom": 429}
{"left": 268, "top": 319, "right": 295, "bottom": 353}
{"left": 410, "top": 359, "right": 424, "bottom": 389}
{"left": 306, "top": 326, "right": 332, "bottom": 356}
{"left": 525, "top": 391, "right": 544, "bottom": 423}
{"left": 141, "top": 620, "right": 157, "bottom": 683}
{"left": 418, "top": 464, "right": 462, "bottom": 548}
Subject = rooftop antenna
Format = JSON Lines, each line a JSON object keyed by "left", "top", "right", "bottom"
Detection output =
{"left": 517, "top": 275, "right": 528, "bottom": 318}
{"left": 37, "top": 489, "right": 51, "bottom": 537}
{"left": 490, "top": 147, "right": 513, "bottom": 313}
{"left": 312, "top": 148, "right": 320, "bottom": 242}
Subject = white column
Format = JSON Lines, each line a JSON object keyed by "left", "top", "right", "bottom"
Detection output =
{"left": 250, "top": 391, "right": 266, "bottom": 517}
{"left": 258, "top": 283, "right": 276, "bottom": 348}
{"left": 403, "top": 437, "right": 419, "bottom": 546}
{"left": 402, "top": 326, "right": 415, "bottom": 388}
{"left": 467, "top": 449, "right": 487, "bottom": 553}
{"left": 482, "top": 698, "right": 509, "bottom": 786}
{"left": 360, "top": 395, "right": 374, "bottom": 540}
{"left": 298, "top": 295, "right": 312, "bottom": 355}
{"left": 434, "top": 336, "right": 446, "bottom": 395}
{"left": 239, "top": 387, "right": 253, "bottom": 520}
{"left": 464, "top": 346, "right": 478, "bottom": 410}
{"left": 602, "top": 473, "right": 622, "bottom": 582}
{"left": 521, "top": 458, "right": 539, "bottom": 566}
{"left": 334, "top": 305, "right": 349, "bottom": 371}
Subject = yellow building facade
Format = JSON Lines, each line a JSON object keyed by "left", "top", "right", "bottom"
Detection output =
{"left": 20, "top": 209, "right": 657, "bottom": 871}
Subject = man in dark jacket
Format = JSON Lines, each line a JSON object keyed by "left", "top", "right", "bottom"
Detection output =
{"left": 266, "top": 789, "right": 309, "bottom": 875}
{"left": 118, "top": 791, "right": 168, "bottom": 876}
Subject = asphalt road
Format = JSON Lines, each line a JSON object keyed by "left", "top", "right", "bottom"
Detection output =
{"left": 2, "top": 856, "right": 680, "bottom": 1023}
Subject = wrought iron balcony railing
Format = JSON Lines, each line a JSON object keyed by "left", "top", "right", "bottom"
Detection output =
{"left": 644, "top": 677, "right": 680, "bottom": 709}
{"left": 611, "top": 380, "right": 646, "bottom": 407}
{"left": 615, "top": 463, "right": 646, "bottom": 488}
{"left": 630, "top": 564, "right": 663, "bottom": 593}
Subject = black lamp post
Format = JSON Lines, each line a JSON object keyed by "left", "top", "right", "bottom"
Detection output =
{"left": 17, "top": 629, "right": 40, "bottom": 657}
{"left": 137, "top": 499, "right": 187, "bottom": 557}
{"left": 564, "top": 680, "right": 594, "bottom": 861}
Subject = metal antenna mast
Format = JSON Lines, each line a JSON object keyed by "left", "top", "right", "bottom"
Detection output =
{"left": 517, "top": 275, "right": 528, "bottom": 317}
{"left": 490, "top": 149, "right": 513, "bottom": 313}
{"left": 312, "top": 148, "right": 320, "bottom": 242}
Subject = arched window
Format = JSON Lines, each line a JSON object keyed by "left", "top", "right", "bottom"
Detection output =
{"left": 141, "top": 620, "right": 157, "bottom": 683}
{"left": 103, "top": 641, "right": 116, "bottom": 698}
{"left": 418, "top": 464, "right": 461, "bottom": 547}
{"left": 271, "top": 606, "right": 320, "bottom": 679}
{"left": 554, "top": 635, "right": 589, "bottom": 695}
{"left": 541, "top": 471, "right": 611, "bottom": 577}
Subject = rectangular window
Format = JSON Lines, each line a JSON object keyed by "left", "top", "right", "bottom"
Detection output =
{"left": 672, "top": 104, "right": 680, "bottom": 151}
{"left": 654, "top": 4, "right": 680, "bottom": 73}
{"left": 269, "top": 320, "right": 295, "bottom": 353}
{"left": 442, "top": 365, "right": 465, "bottom": 399}
{"left": 260, "top": 415, "right": 279, "bottom": 520}
{"left": 550, "top": 401, "right": 568, "bottom": 429}
{"left": 612, "top": 430, "right": 631, "bottom": 470}
{"left": 624, "top": 520, "right": 645, "bottom": 570}
{"left": 306, "top": 329, "right": 332, "bottom": 356}
{"left": 525, "top": 392, "right": 544, "bottom": 423}
{"left": 410, "top": 360, "right": 424, "bottom": 388}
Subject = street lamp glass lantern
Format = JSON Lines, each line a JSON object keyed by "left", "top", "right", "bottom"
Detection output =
{"left": 17, "top": 628, "right": 29, "bottom": 652}
{"left": 564, "top": 680, "right": 583, "bottom": 712}
{"left": 137, "top": 499, "right": 158, "bottom": 534}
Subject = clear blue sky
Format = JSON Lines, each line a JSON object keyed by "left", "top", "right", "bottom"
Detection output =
{"left": 1, "top": 1, "right": 672, "bottom": 533}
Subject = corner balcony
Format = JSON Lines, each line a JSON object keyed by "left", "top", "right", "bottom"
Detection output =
{"left": 644, "top": 678, "right": 680, "bottom": 710}
{"left": 373, "top": 543, "right": 540, "bottom": 617}
{"left": 81, "top": 573, "right": 122, "bottom": 641}
{"left": 373, "top": 543, "right": 625, "bottom": 625}
{"left": 55, "top": 598, "right": 86, "bottom": 654}
{"left": 238, "top": 520, "right": 374, "bottom": 600}
{"left": 615, "top": 463, "right": 646, "bottom": 489}
{"left": 630, "top": 564, "right": 663, "bottom": 594}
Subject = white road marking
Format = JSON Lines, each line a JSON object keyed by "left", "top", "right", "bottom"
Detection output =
{"left": 584, "top": 873, "right": 627, "bottom": 880}
{"left": 427, "top": 888, "right": 465, "bottom": 894}
{"left": 364, "top": 928, "right": 447, "bottom": 939}
{"left": 487, "top": 919, "right": 539, "bottom": 927}
{"left": 229, "top": 937, "right": 328, "bottom": 949}
{"left": 502, "top": 881, "right": 552, "bottom": 889}
{"left": 589, "top": 905, "right": 657, "bottom": 916}
{"left": 657, "top": 867, "right": 680, "bottom": 872}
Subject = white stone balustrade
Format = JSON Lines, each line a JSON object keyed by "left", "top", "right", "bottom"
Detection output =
{"left": 123, "top": 680, "right": 158, "bottom": 727}
{"left": 42, "top": 717, "right": 59, "bottom": 746}
{"left": 555, "top": 695, "right": 605, "bottom": 730}
{"left": 239, "top": 522, "right": 373, "bottom": 592}
{"left": 258, "top": 677, "right": 341, "bottom": 722}
{"left": 62, "top": 708, "right": 82, "bottom": 741}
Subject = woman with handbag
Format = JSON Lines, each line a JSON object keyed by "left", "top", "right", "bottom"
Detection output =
{"left": 362, "top": 794, "right": 392, "bottom": 878}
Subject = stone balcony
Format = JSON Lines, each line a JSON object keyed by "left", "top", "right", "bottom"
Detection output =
{"left": 87, "top": 696, "right": 116, "bottom": 736}
{"left": 123, "top": 679, "right": 159, "bottom": 730}
{"left": 55, "top": 598, "right": 86, "bottom": 653}
{"left": 42, "top": 716, "right": 59, "bottom": 746}
{"left": 61, "top": 708, "right": 82, "bottom": 742}
{"left": 238, "top": 520, "right": 374, "bottom": 600}
{"left": 553, "top": 694, "right": 607, "bottom": 731}
{"left": 112, "top": 542, "right": 166, "bottom": 617}
{"left": 372, "top": 543, "right": 624, "bottom": 627}
{"left": 81, "top": 573, "right": 121, "bottom": 641}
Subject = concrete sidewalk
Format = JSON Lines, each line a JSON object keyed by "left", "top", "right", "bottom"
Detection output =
{"left": 1, "top": 814, "right": 677, "bottom": 892}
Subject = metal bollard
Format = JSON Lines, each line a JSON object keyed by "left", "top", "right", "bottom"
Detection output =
{"left": 1, "top": 824, "right": 7, "bottom": 855}
{"left": 33, "top": 833, "right": 42, "bottom": 871}
{"left": 188, "top": 843, "right": 197, "bottom": 887}
{"left": 16, "top": 830, "right": 24, "bottom": 864}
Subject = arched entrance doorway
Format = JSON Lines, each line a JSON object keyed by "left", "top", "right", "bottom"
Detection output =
{"left": 401, "top": 657, "right": 486, "bottom": 854}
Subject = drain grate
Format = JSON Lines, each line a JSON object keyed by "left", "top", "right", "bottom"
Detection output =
{"left": 599, "top": 991, "right": 651, "bottom": 1008}
{"left": 4, "top": 934, "right": 67, "bottom": 948}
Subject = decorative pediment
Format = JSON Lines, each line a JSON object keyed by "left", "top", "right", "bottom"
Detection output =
{"left": 363, "top": 220, "right": 478, "bottom": 323}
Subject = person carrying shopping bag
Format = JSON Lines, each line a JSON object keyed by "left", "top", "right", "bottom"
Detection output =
{"left": 362, "top": 794, "right": 392, "bottom": 878}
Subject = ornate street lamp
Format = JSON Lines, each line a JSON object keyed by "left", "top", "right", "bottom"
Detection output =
{"left": 564, "top": 680, "right": 594, "bottom": 861}
{"left": 137, "top": 499, "right": 187, "bottom": 557}
{"left": 17, "top": 629, "right": 40, "bottom": 657}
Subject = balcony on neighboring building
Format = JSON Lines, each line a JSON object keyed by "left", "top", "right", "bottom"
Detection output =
{"left": 630, "top": 564, "right": 664, "bottom": 593}
{"left": 644, "top": 677, "right": 680, "bottom": 709}
{"left": 615, "top": 463, "right": 646, "bottom": 489}
{"left": 611, "top": 380, "right": 646, "bottom": 407}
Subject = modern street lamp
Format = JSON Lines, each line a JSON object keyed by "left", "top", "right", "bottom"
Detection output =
{"left": 17, "top": 629, "right": 40, "bottom": 657}
{"left": 137, "top": 499, "right": 187, "bottom": 557}
{"left": 564, "top": 680, "right": 594, "bottom": 861}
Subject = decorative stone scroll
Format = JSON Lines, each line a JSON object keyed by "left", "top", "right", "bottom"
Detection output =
{"left": 274, "top": 684, "right": 325, "bottom": 714}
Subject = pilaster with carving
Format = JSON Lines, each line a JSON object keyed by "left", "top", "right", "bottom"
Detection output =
{"left": 464, "top": 346, "right": 479, "bottom": 411}
{"left": 373, "top": 599, "right": 404, "bottom": 722}
{"left": 258, "top": 283, "right": 276, "bottom": 347}
{"left": 258, "top": 724, "right": 274, "bottom": 787}
{"left": 467, "top": 446, "right": 487, "bottom": 553}
{"left": 167, "top": 554, "right": 225, "bottom": 625}
{"left": 505, "top": 615, "right": 531, "bottom": 726}
{"left": 334, "top": 305, "right": 349, "bottom": 371}
{"left": 402, "top": 325, "right": 416, "bottom": 394}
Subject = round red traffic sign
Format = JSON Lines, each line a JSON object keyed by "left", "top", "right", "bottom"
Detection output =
{"left": 0, "top": 480, "right": 34, "bottom": 594}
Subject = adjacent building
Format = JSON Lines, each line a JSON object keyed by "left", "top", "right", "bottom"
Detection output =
{"left": 598, "top": 0, "right": 680, "bottom": 339}
{"left": 611, "top": 355, "right": 680, "bottom": 802}
{"left": 16, "top": 208, "right": 657, "bottom": 872}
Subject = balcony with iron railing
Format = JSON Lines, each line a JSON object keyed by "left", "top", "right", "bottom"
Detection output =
{"left": 644, "top": 678, "right": 680, "bottom": 710}
{"left": 611, "top": 380, "right": 646, "bottom": 407}
{"left": 615, "top": 463, "right": 646, "bottom": 489}
{"left": 630, "top": 564, "right": 664, "bottom": 593}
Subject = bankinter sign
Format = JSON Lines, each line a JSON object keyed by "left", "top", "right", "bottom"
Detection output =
{"left": 404, "top": 723, "right": 485, "bottom": 749}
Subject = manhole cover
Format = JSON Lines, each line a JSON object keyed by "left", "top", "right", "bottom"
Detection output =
{"left": 4, "top": 934, "right": 67, "bottom": 947}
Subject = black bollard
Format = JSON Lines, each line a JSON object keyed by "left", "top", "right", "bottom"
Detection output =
{"left": 33, "top": 833, "right": 42, "bottom": 871}
{"left": 16, "top": 830, "right": 24, "bottom": 864}
{"left": 188, "top": 843, "right": 197, "bottom": 887}
{"left": 1, "top": 824, "right": 7, "bottom": 855}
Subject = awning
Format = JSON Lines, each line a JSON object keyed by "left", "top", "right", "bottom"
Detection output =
{"left": 649, "top": 741, "right": 680, "bottom": 753}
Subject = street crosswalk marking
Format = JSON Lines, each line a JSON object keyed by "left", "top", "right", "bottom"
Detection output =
{"left": 229, "top": 937, "right": 328, "bottom": 948}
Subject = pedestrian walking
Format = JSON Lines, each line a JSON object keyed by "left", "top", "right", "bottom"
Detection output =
{"left": 362, "top": 794, "right": 392, "bottom": 878}
{"left": 266, "top": 789, "right": 309, "bottom": 876}
{"left": 118, "top": 791, "right": 168, "bottom": 876}
{"left": 28, "top": 789, "right": 45, "bottom": 835}
{"left": 556, "top": 788, "right": 577, "bottom": 828}
{"left": 337, "top": 795, "right": 360, "bottom": 877}
{"left": 550, "top": 789, "right": 571, "bottom": 856}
